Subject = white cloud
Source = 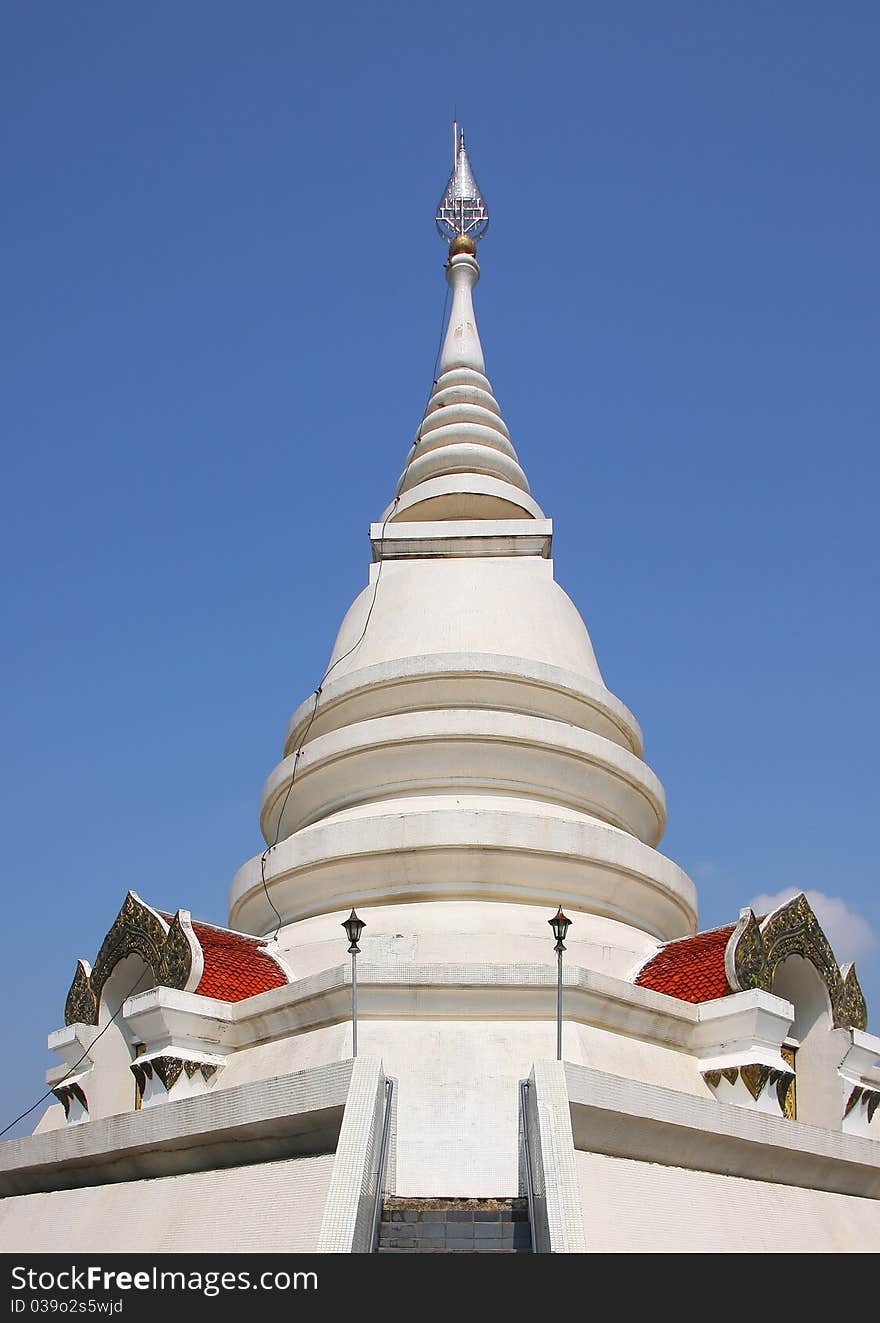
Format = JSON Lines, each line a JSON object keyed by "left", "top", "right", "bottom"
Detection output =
{"left": 747, "top": 888, "right": 877, "bottom": 963}
{"left": 692, "top": 861, "right": 718, "bottom": 881}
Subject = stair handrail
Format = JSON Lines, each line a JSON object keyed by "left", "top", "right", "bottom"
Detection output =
{"left": 369, "top": 1077, "right": 395, "bottom": 1252}
{"left": 519, "top": 1079, "right": 537, "bottom": 1253}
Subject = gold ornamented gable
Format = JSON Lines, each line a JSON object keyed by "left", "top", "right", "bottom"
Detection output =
{"left": 726, "top": 892, "right": 867, "bottom": 1031}
{"left": 64, "top": 891, "right": 198, "bottom": 1026}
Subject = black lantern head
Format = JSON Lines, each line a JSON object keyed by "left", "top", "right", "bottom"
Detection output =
{"left": 342, "top": 908, "right": 366, "bottom": 954}
{"left": 549, "top": 906, "right": 572, "bottom": 951}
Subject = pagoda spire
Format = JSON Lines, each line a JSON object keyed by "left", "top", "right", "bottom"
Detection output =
{"left": 435, "top": 121, "right": 489, "bottom": 373}
{"left": 386, "top": 125, "right": 542, "bottom": 523}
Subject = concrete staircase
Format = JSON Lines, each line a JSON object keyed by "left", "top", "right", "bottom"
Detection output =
{"left": 377, "top": 1197, "right": 531, "bottom": 1253}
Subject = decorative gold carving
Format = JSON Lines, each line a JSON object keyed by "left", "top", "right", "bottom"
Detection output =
{"left": 843, "top": 1086, "right": 880, "bottom": 1125}
{"left": 779, "top": 1044, "right": 797, "bottom": 1119}
{"left": 129, "top": 1055, "right": 217, "bottom": 1096}
{"left": 777, "top": 1072, "right": 796, "bottom": 1118}
{"left": 64, "top": 960, "right": 98, "bottom": 1029}
{"left": 130, "top": 1061, "right": 153, "bottom": 1096}
{"left": 726, "top": 893, "right": 868, "bottom": 1031}
{"left": 703, "top": 1062, "right": 794, "bottom": 1114}
{"left": 838, "top": 964, "right": 868, "bottom": 1034}
{"left": 763, "top": 892, "right": 838, "bottom": 1007}
{"left": 151, "top": 1056, "right": 184, "bottom": 1092}
{"left": 52, "top": 1082, "right": 88, "bottom": 1119}
{"left": 740, "top": 1063, "right": 771, "bottom": 1101}
{"left": 164, "top": 913, "right": 196, "bottom": 993}
{"left": 64, "top": 892, "right": 196, "bottom": 1026}
{"left": 132, "top": 1043, "right": 146, "bottom": 1110}
{"left": 844, "top": 1086, "right": 863, "bottom": 1118}
{"left": 726, "top": 910, "right": 768, "bottom": 992}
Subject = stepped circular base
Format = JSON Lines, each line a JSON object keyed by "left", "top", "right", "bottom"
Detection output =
{"left": 283, "top": 653, "right": 643, "bottom": 757}
{"left": 261, "top": 709, "right": 666, "bottom": 846}
{"left": 229, "top": 794, "right": 697, "bottom": 942}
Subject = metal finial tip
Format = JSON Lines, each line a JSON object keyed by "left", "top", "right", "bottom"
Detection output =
{"left": 435, "top": 122, "right": 489, "bottom": 245}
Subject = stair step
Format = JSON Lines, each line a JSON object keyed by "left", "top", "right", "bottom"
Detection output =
{"left": 376, "top": 1197, "right": 531, "bottom": 1254}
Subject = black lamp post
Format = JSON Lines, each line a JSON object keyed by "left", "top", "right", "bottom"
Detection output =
{"left": 548, "top": 906, "right": 572, "bottom": 1061}
{"left": 342, "top": 909, "right": 366, "bottom": 1057}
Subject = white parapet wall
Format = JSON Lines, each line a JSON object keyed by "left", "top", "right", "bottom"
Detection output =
{"left": 0, "top": 1154, "right": 336, "bottom": 1254}
{"left": 564, "top": 1062, "right": 880, "bottom": 1252}
{"left": 0, "top": 1058, "right": 394, "bottom": 1255}
{"left": 521, "top": 1061, "right": 586, "bottom": 1253}
{"left": 575, "top": 1151, "right": 880, "bottom": 1253}
{"left": 317, "top": 1056, "right": 394, "bottom": 1254}
{"left": 517, "top": 1060, "right": 880, "bottom": 1252}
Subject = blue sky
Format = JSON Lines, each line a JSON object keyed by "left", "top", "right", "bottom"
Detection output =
{"left": 2, "top": 2, "right": 878, "bottom": 1137}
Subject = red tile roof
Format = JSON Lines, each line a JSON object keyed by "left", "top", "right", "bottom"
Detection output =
{"left": 634, "top": 923, "right": 736, "bottom": 1003}
{"left": 161, "top": 913, "right": 289, "bottom": 1002}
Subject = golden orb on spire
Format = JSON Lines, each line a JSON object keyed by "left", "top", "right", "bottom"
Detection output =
{"left": 449, "top": 234, "right": 477, "bottom": 257}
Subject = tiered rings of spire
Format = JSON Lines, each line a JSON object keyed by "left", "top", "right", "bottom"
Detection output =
{"left": 435, "top": 121, "right": 489, "bottom": 244}
{"left": 386, "top": 124, "right": 536, "bottom": 522}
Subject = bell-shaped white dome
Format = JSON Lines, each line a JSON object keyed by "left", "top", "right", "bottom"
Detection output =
{"left": 324, "top": 558, "right": 604, "bottom": 687}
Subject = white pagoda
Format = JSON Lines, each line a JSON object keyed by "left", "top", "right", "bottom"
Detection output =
{"left": 1, "top": 129, "right": 878, "bottom": 1254}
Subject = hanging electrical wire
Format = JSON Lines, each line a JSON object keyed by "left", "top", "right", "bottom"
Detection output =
{"left": 258, "top": 276, "right": 452, "bottom": 937}
{"left": 0, "top": 968, "right": 151, "bottom": 1139}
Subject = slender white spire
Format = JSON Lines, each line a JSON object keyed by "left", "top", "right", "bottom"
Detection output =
{"left": 438, "top": 242, "right": 485, "bottom": 374}
{"left": 388, "top": 127, "right": 542, "bottom": 523}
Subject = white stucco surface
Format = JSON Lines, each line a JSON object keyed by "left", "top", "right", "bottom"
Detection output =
{"left": 365, "top": 1021, "right": 551, "bottom": 1195}
{"left": 576, "top": 1151, "right": 880, "bottom": 1252}
{"left": 323, "top": 558, "right": 604, "bottom": 684}
{"left": 0, "top": 1153, "right": 334, "bottom": 1253}
{"left": 272, "top": 901, "right": 659, "bottom": 981}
